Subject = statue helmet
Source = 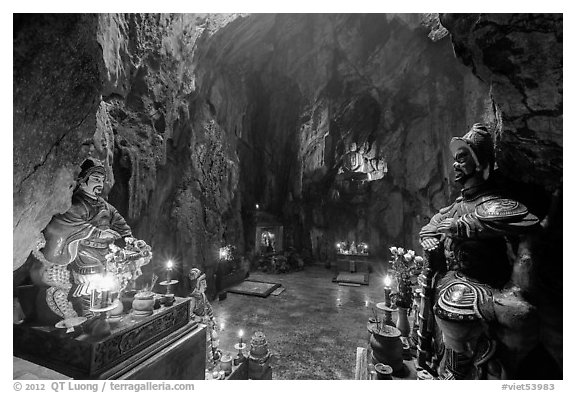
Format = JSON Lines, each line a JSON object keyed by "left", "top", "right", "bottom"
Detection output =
{"left": 449, "top": 123, "right": 495, "bottom": 180}
{"left": 188, "top": 267, "right": 206, "bottom": 285}
{"left": 188, "top": 268, "right": 206, "bottom": 292}
{"left": 78, "top": 158, "right": 106, "bottom": 183}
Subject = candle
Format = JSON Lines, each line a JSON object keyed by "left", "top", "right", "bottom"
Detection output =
{"left": 166, "top": 260, "right": 173, "bottom": 282}
{"left": 90, "top": 289, "right": 96, "bottom": 309}
{"left": 383, "top": 275, "right": 392, "bottom": 307}
{"left": 102, "top": 290, "right": 109, "bottom": 307}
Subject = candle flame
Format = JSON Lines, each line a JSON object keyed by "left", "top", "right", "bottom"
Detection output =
{"left": 384, "top": 275, "right": 392, "bottom": 287}
{"left": 98, "top": 273, "right": 118, "bottom": 291}
{"left": 166, "top": 260, "right": 174, "bottom": 269}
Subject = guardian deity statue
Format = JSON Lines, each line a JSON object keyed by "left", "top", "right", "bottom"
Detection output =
{"left": 418, "top": 123, "right": 541, "bottom": 379}
{"left": 31, "top": 158, "right": 151, "bottom": 322}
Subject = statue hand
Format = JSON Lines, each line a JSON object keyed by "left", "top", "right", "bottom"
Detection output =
{"left": 100, "top": 229, "right": 121, "bottom": 241}
{"left": 421, "top": 237, "right": 440, "bottom": 251}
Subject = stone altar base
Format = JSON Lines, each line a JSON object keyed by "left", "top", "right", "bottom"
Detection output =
{"left": 14, "top": 297, "right": 206, "bottom": 379}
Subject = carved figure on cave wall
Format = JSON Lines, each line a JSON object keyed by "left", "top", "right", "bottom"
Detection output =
{"left": 418, "top": 123, "right": 542, "bottom": 379}
{"left": 337, "top": 141, "right": 387, "bottom": 182}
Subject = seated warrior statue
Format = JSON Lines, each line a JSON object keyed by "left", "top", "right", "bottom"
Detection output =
{"left": 32, "top": 158, "right": 149, "bottom": 322}
{"left": 188, "top": 268, "right": 221, "bottom": 367}
{"left": 419, "top": 123, "right": 541, "bottom": 379}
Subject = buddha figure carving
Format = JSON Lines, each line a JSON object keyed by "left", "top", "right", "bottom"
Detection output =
{"left": 419, "top": 123, "right": 541, "bottom": 379}
{"left": 188, "top": 268, "right": 221, "bottom": 367}
{"left": 31, "top": 158, "right": 151, "bottom": 323}
{"left": 337, "top": 141, "right": 387, "bottom": 182}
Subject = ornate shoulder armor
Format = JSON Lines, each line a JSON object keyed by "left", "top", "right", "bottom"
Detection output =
{"left": 475, "top": 198, "right": 528, "bottom": 221}
{"left": 434, "top": 272, "right": 493, "bottom": 322}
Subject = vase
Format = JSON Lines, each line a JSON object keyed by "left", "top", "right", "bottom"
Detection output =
{"left": 132, "top": 292, "right": 154, "bottom": 316}
{"left": 108, "top": 298, "right": 124, "bottom": 322}
{"left": 220, "top": 354, "right": 233, "bottom": 376}
{"left": 368, "top": 325, "right": 404, "bottom": 374}
{"left": 396, "top": 306, "right": 410, "bottom": 337}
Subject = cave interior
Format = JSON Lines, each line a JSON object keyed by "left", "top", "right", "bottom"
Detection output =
{"left": 13, "top": 13, "right": 562, "bottom": 381}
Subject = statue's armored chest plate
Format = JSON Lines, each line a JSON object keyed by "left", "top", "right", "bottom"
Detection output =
{"left": 475, "top": 198, "right": 527, "bottom": 221}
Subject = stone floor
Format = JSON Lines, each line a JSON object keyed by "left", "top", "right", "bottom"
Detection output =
{"left": 212, "top": 262, "right": 394, "bottom": 380}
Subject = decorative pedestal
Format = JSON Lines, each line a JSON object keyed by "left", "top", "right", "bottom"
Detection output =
{"left": 14, "top": 297, "right": 204, "bottom": 379}
{"left": 247, "top": 331, "right": 272, "bottom": 380}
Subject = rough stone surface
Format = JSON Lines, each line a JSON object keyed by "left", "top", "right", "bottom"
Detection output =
{"left": 13, "top": 14, "right": 104, "bottom": 270}
{"left": 96, "top": 14, "right": 244, "bottom": 295}
{"left": 440, "top": 13, "right": 562, "bottom": 188}
{"left": 440, "top": 12, "right": 563, "bottom": 371}
{"left": 195, "top": 14, "right": 495, "bottom": 258}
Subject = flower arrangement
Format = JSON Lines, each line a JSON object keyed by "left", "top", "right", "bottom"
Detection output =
{"left": 104, "top": 239, "right": 153, "bottom": 293}
{"left": 388, "top": 247, "right": 424, "bottom": 308}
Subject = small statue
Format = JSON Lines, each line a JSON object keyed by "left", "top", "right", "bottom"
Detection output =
{"left": 350, "top": 241, "right": 357, "bottom": 254}
{"left": 188, "top": 268, "right": 221, "bottom": 367}
{"left": 418, "top": 123, "right": 541, "bottom": 379}
{"left": 31, "top": 158, "right": 151, "bottom": 323}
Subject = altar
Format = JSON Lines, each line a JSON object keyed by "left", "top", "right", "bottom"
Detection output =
{"left": 14, "top": 297, "right": 206, "bottom": 380}
{"left": 333, "top": 253, "right": 375, "bottom": 274}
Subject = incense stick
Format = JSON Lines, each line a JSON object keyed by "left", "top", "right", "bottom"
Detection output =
{"left": 372, "top": 307, "right": 380, "bottom": 332}
{"left": 150, "top": 273, "right": 159, "bottom": 290}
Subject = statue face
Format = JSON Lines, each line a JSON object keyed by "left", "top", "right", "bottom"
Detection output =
{"left": 453, "top": 147, "right": 477, "bottom": 184}
{"left": 198, "top": 278, "right": 207, "bottom": 293}
{"left": 79, "top": 173, "right": 105, "bottom": 197}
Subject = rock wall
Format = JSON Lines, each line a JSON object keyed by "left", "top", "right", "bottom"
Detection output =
{"left": 13, "top": 14, "right": 246, "bottom": 295}
{"left": 14, "top": 15, "right": 104, "bottom": 272}
{"left": 195, "top": 14, "right": 496, "bottom": 258}
{"left": 97, "top": 15, "right": 242, "bottom": 292}
{"left": 441, "top": 13, "right": 562, "bottom": 189}
{"left": 441, "top": 12, "right": 563, "bottom": 374}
